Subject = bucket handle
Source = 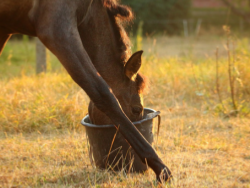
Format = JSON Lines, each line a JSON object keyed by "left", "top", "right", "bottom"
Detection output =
{"left": 146, "top": 111, "right": 160, "bottom": 120}
{"left": 146, "top": 111, "right": 161, "bottom": 145}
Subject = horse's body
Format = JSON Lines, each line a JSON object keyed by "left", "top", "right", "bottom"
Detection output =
{"left": 0, "top": 0, "right": 171, "bottom": 182}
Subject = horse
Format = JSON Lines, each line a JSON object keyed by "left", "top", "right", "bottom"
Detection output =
{"left": 0, "top": 0, "right": 172, "bottom": 182}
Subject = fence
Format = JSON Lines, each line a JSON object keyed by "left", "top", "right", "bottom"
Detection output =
{"left": 36, "top": 39, "right": 47, "bottom": 74}
{"left": 15, "top": 8, "right": 249, "bottom": 73}
{"left": 131, "top": 8, "right": 249, "bottom": 35}
{"left": 139, "top": 16, "right": 248, "bottom": 36}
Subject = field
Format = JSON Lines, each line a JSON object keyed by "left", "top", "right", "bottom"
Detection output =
{"left": 0, "top": 34, "right": 250, "bottom": 187}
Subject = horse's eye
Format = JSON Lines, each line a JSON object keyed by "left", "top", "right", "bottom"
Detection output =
{"left": 132, "top": 106, "right": 142, "bottom": 115}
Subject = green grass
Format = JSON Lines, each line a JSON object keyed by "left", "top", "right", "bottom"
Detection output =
{"left": 0, "top": 35, "right": 250, "bottom": 187}
{"left": 0, "top": 39, "right": 62, "bottom": 78}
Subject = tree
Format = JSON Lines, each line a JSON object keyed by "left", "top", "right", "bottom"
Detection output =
{"left": 221, "top": 0, "right": 250, "bottom": 24}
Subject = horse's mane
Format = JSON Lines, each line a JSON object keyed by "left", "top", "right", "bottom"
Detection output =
{"left": 102, "top": 0, "right": 147, "bottom": 94}
{"left": 102, "top": 0, "right": 133, "bottom": 20}
{"left": 102, "top": 0, "right": 133, "bottom": 62}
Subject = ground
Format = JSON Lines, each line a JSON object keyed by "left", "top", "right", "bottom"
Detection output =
{"left": 0, "top": 35, "right": 250, "bottom": 187}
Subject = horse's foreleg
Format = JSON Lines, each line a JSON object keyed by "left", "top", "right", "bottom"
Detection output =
{"left": 41, "top": 30, "right": 171, "bottom": 181}
{"left": 36, "top": 20, "right": 171, "bottom": 183}
{"left": 0, "top": 30, "right": 11, "bottom": 55}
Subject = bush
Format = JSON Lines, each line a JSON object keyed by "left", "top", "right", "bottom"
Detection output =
{"left": 123, "top": 0, "right": 191, "bottom": 35}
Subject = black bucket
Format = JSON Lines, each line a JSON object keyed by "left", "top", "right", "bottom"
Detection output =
{"left": 81, "top": 108, "right": 161, "bottom": 173}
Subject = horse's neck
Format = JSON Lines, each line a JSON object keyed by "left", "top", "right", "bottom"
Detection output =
{"left": 80, "top": 0, "right": 126, "bottom": 91}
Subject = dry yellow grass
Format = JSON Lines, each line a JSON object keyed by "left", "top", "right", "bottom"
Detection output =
{"left": 0, "top": 74, "right": 88, "bottom": 133}
{"left": 0, "top": 36, "right": 250, "bottom": 187}
{"left": 1, "top": 110, "right": 249, "bottom": 187}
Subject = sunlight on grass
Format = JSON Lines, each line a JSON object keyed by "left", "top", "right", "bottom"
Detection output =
{"left": 0, "top": 36, "right": 250, "bottom": 187}
{"left": 0, "top": 73, "right": 90, "bottom": 134}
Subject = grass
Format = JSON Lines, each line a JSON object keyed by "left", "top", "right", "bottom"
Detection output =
{"left": 0, "top": 35, "right": 250, "bottom": 187}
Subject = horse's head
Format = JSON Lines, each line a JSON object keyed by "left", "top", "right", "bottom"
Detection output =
{"left": 88, "top": 51, "right": 146, "bottom": 125}
{"left": 118, "top": 50, "right": 145, "bottom": 122}
{"left": 85, "top": 1, "right": 146, "bottom": 125}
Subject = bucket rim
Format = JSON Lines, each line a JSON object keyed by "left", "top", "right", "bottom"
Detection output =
{"left": 81, "top": 108, "right": 159, "bottom": 129}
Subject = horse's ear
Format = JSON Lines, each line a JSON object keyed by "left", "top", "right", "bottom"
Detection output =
{"left": 124, "top": 50, "right": 143, "bottom": 81}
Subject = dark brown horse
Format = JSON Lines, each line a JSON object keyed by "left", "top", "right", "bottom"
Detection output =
{"left": 0, "top": 0, "right": 172, "bottom": 182}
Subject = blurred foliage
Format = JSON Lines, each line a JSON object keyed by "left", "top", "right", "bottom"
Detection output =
{"left": 191, "top": 8, "right": 250, "bottom": 32}
{"left": 192, "top": 0, "right": 250, "bottom": 31}
{"left": 224, "top": 0, "right": 250, "bottom": 11}
{"left": 122, "top": 0, "right": 191, "bottom": 35}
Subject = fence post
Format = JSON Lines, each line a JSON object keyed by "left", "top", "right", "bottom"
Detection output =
{"left": 36, "top": 38, "right": 47, "bottom": 74}
{"left": 183, "top": 20, "right": 189, "bottom": 37}
{"left": 195, "top": 19, "right": 202, "bottom": 36}
{"left": 240, "top": 18, "right": 244, "bottom": 33}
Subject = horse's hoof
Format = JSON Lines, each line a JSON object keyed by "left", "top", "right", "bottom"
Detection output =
{"left": 156, "top": 167, "right": 173, "bottom": 184}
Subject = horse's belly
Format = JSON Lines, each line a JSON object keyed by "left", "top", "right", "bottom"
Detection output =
{"left": 0, "top": 0, "right": 36, "bottom": 35}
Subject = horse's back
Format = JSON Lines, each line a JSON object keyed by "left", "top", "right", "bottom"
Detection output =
{"left": 0, "top": 0, "right": 93, "bottom": 36}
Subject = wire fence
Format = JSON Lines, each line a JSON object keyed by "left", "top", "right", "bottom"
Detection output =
{"left": 141, "top": 17, "right": 248, "bottom": 36}
{"left": 8, "top": 11, "right": 249, "bottom": 73}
